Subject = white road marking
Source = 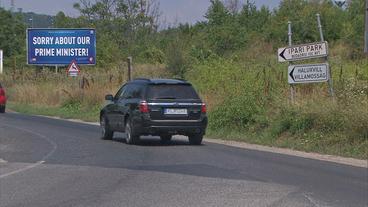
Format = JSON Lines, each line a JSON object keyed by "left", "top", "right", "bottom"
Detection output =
{"left": 0, "top": 124, "right": 57, "bottom": 179}
{"left": 0, "top": 161, "right": 45, "bottom": 179}
{"left": 0, "top": 158, "right": 8, "bottom": 164}
{"left": 303, "top": 193, "right": 329, "bottom": 207}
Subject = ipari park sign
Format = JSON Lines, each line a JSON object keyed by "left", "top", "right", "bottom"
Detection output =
{"left": 27, "top": 28, "right": 96, "bottom": 65}
{"left": 278, "top": 41, "right": 328, "bottom": 62}
{"left": 288, "top": 63, "right": 329, "bottom": 84}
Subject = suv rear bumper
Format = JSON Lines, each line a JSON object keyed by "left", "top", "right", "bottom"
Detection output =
{"left": 135, "top": 118, "right": 208, "bottom": 136}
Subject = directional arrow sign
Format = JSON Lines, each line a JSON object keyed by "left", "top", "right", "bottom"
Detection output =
{"left": 288, "top": 63, "right": 329, "bottom": 84}
{"left": 278, "top": 41, "right": 328, "bottom": 62}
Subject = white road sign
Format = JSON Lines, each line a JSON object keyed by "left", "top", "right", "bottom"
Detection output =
{"left": 278, "top": 42, "right": 328, "bottom": 62}
{"left": 67, "top": 60, "right": 80, "bottom": 77}
{"left": 288, "top": 63, "right": 329, "bottom": 84}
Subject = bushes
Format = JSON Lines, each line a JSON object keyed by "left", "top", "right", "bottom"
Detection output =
{"left": 209, "top": 95, "right": 263, "bottom": 130}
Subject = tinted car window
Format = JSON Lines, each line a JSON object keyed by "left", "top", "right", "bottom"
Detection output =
{"left": 147, "top": 84, "right": 199, "bottom": 99}
{"left": 121, "top": 85, "right": 133, "bottom": 99}
{"left": 114, "top": 85, "right": 126, "bottom": 100}
{"left": 131, "top": 84, "right": 144, "bottom": 99}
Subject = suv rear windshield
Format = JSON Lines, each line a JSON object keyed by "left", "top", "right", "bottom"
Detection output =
{"left": 147, "top": 84, "right": 200, "bottom": 100}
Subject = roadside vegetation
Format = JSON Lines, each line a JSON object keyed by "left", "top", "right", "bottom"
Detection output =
{"left": 0, "top": 0, "right": 367, "bottom": 159}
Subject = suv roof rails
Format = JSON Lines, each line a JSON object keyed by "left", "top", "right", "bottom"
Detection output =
{"left": 173, "top": 78, "right": 188, "bottom": 82}
{"left": 133, "top": 78, "right": 151, "bottom": 82}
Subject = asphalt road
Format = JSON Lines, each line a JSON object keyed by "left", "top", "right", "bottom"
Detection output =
{"left": 0, "top": 112, "right": 367, "bottom": 207}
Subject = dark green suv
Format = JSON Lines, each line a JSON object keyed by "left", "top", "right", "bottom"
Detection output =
{"left": 100, "top": 79, "right": 208, "bottom": 145}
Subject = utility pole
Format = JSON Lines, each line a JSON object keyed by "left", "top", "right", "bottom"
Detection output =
{"left": 365, "top": 0, "right": 368, "bottom": 54}
{"left": 127, "top": 57, "right": 132, "bottom": 81}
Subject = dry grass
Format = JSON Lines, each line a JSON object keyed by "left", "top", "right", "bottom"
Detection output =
{"left": 1, "top": 64, "right": 170, "bottom": 108}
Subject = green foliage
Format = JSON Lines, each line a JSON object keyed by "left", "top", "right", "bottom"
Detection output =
{"left": 0, "top": 8, "right": 26, "bottom": 57}
{"left": 209, "top": 95, "right": 263, "bottom": 130}
{"left": 138, "top": 46, "right": 165, "bottom": 64}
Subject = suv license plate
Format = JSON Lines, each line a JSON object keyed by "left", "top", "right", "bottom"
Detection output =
{"left": 164, "top": 108, "right": 188, "bottom": 115}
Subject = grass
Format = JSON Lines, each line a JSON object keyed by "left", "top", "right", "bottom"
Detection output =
{"left": 8, "top": 102, "right": 100, "bottom": 122}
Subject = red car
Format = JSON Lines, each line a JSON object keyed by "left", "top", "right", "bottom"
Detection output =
{"left": 0, "top": 82, "right": 6, "bottom": 113}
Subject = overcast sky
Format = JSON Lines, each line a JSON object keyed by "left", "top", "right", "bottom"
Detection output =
{"left": 0, "top": 0, "right": 281, "bottom": 24}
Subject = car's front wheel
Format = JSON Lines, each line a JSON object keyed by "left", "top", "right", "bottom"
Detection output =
{"left": 188, "top": 134, "right": 203, "bottom": 145}
{"left": 100, "top": 114, "right": 114, "bottom": 140}
{"left": 125, "top": 119, "right": 139, "bottom": 145}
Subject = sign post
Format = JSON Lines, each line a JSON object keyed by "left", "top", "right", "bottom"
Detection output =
{"left": 127, "top": 57, "right": 132, "bottom": 81}
{"left": 278, "top": 14, "right": 334, "bottom": 102}
{"left": 0, "top": 50, "right": 3, "bottom": 74}
{"left": 317, "top": 14, "right": 334, "bottom": 97}
{"left": 365, "top": 0, "right": 368, "bottom": 54}
{"left": 287, "top": 21, "right": 295, "bottom": 103}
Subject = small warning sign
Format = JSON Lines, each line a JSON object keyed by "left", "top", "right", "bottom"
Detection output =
{"left": 67, "top": 60, "right": 80, "bottom": 77}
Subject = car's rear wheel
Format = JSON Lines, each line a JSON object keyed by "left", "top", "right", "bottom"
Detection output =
{"left": 188, "top": 134, "right": 203, "bottom": 145}
{"left": 100, "top": 115, "right": 114, "bottom": 140}
{"left": 125, "top": 119, "right": 139, "bottom": 145}
{"left": 0, "top": 106, "right": 5, "bottom": 113}
{"left": 160, "top": 134, "right": 172, "bottom": 143}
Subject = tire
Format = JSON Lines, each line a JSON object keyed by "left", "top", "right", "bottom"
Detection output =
{"left": 160, "top": 134, "right": 172, "bottom": 143}
{"left": 188, "top": 134, "right": 203, "bottom": 145}
{"left": 100, "top": 114, "right": 114, "bottom": 140}
{"left": 125, "top": 119, "right": 139, "bottom": 145}
{"left": 0, "top": 106, "right": 5, "bottom": 113}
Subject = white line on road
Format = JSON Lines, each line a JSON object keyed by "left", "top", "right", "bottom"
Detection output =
{"left": 0, "top": 161, "right": 45, "bottom": 179}
{"left": 0, "top": 124, "right": 58, "bottom": 179}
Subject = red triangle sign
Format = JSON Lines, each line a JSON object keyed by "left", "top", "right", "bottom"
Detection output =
{"left": 67, "top": 60, "right": 80, "bottom": 77}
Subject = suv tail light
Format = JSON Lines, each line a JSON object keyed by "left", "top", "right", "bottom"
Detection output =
{"left": 139, "top": 101, "right": 149, "bottom": 113}
{"left": 201, "top": 103, "right": 207, "bottom": 113}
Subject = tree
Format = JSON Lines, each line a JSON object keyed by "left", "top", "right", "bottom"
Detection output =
{"left": 0, "top": 8, "right": 26, "bottom": 57}
{"left": 205, "top": 0, "right": 244, "bottom": 54}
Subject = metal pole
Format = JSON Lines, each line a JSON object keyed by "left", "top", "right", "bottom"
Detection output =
{"left": 55, "top": 65, "right": 58, "bottom": 74}
{"left": 316, "top": 14, "right": 324, "bottom": 42}
{"left": 0, "top": 50, "right": 3, "bottom": 74}
{"left": 365, "top": 0, "right": 368, "bottom": 54}
{"left": 316, "top": 13, "right": 334, "bottom": 98}
{"left": 288, "top": 21, "right": 295, "bottom": 103}
{"left": 127, "top": 57, "right": 132, "bottom": 81}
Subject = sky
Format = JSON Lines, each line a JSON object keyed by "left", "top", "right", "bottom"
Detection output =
{"left": 0, "top": 0, "right": 281, "bottom": 24}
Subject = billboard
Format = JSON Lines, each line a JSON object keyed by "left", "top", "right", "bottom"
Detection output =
{"left": 27, "top": 28, "right": 96, "bottom": 65}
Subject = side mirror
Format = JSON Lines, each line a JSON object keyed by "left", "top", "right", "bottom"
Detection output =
{"left": 105, "top": 94, "right": 114, "bottom": 101}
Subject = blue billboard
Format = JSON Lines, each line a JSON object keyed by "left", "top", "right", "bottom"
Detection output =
{"left": 27, "top": 28, "right": 96, "bottom": 65}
